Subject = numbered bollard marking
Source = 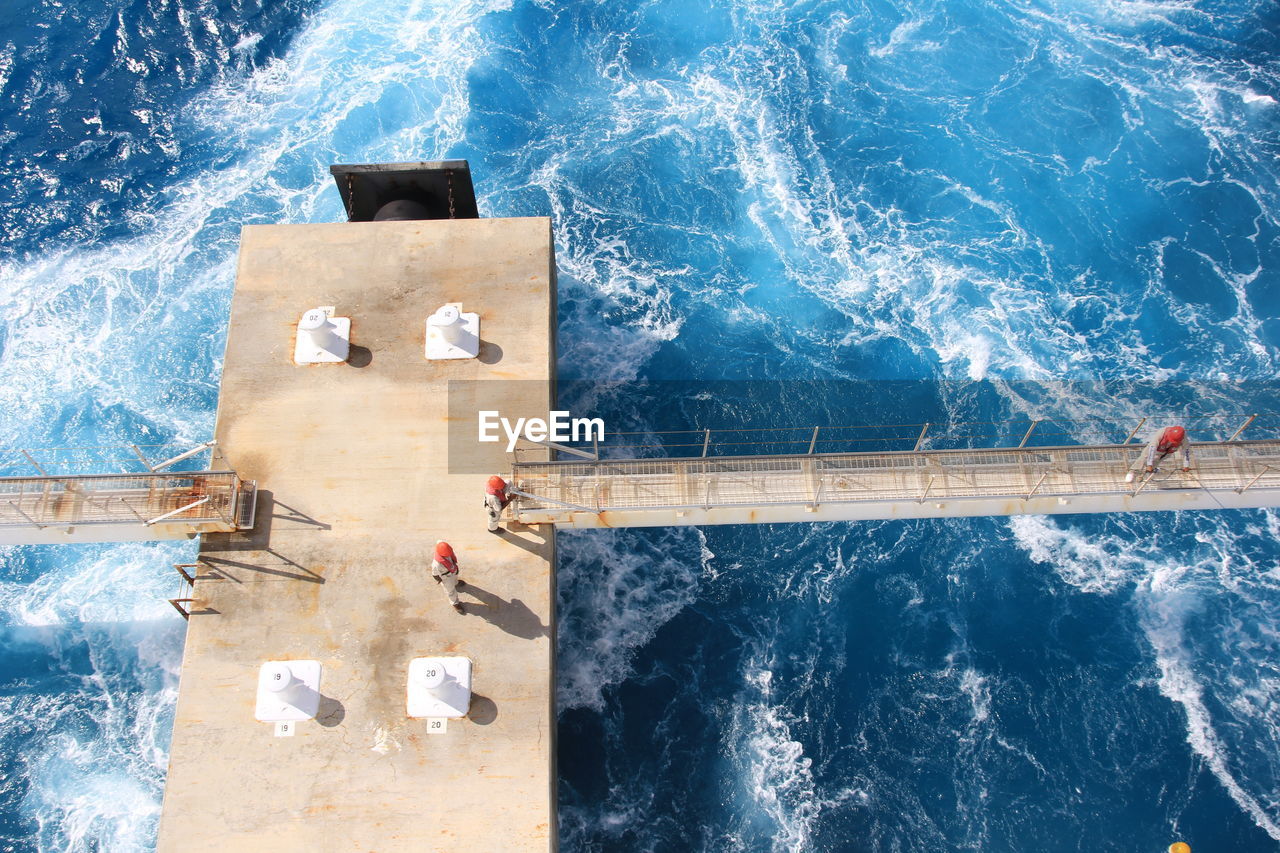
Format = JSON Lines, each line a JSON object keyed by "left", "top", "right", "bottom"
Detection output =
{"left": 274, "top": 721, "right": 295, "bottom": 737}
{"left": 427, "top": 718, "right": 448, "bottom": 734}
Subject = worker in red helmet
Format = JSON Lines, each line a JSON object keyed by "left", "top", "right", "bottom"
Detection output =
{"left": 1126, "top": 425, "right": 1192, "bottom": 482}
{"left": 430, "top": 540, "right": 465, "bottom": 614}
{"left": 484, "top": 475, "right": 511, "bottom": 533}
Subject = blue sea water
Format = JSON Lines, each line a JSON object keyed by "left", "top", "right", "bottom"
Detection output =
{"left": 2, "top": 0, "right": 1280, "bottom": 849}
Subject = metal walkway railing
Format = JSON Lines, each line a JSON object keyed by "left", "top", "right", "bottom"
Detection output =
{"left": 510, "top": 413, "right": 1275, "bottom": 463}
{"left": 0, "top": 441, "right": 257, "bottom": 544}
{"left": 508, "top": 440, "right": 1280, "bottom": 528}
{"left": 0, "top": 471, "right": 255, "bottom": 543}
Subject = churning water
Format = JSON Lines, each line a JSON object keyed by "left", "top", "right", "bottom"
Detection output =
{"left": 1, "top": 0, "right": 1279, "bottom": 849}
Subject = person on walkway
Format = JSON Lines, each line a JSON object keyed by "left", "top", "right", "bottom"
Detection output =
{"left": 1126, "top": 425, "right": 1191, "bottom": 482}
{"left": 431, "top": 540, "right": 465, "bottom": 614}
{"left": 485, "top": 475, "right": 511, "bottom": 533}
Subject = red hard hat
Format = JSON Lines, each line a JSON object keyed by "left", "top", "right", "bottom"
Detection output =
{"left": 434, "top": 541, "right": 456, "bottom": 561}
{"left": 487, "top": 475, "right": 507, "bottom": 492}
{"left": 1165, "top": 425, "right": 1186, "bottom": 443}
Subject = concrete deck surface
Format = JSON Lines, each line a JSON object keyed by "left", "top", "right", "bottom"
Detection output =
{"left": 157, "top": 218, "right": 557, "bottom": 852}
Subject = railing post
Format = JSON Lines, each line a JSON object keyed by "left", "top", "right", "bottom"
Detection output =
{"left": 119, "top": 497, "right": 148, "bottom": 522}
{"left": 21, "top": 451, "right": 47, "bottom": 476}
{"left": 701, "top": 429, "right": 711, "bottom": 458}
{"left": 1238, "top": 465, "right": 1274, "bottom": 495}
{"left": 918, "top": 474, "right": 935, "bottom": 504}
{"left": 1025, "top": 471, "right": 1048, "bottom": 500}
{"left": 130, "top": 444, "right": 156, "bottom": 472}
{"left": 1123, "top": 418, "right": 1146, "bottom": 445}
{"left": 6, "top": 501, "right": 45, "bottom": 529}
{"left": 913, "top": 423, "right": 930, "bottom": 452}
{"left": 807, "top": 427, "right": 819, "bottom": 455}
{"left": 145, "top": 496, "right": 210, "bottom": 526}
{"left": 1227, "top": 414, "right": 1257, "bottom": 443}
{"left": 1018, "top": 420, "right": 1039, "bottom": 449}
{"left": 150, "top": 440, "right": 217, "bottom": 471}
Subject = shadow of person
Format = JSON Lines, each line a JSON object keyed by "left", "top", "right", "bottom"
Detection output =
{"left": 459, "top": 582, "right": 549, "bottom": 640}
{"left": 467, "top": 692, "right": 498, "bottom": 726}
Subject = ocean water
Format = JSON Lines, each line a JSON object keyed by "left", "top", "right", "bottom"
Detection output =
{"left": 2, "top": 0, "right": 1279, "bottom": 849}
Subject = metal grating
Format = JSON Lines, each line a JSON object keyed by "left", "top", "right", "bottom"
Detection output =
{"left": 0, "top": 471, "right": 246, "bottom": 532}
{"left": 510, "top": 441, "right": 1280, "bottom": 519}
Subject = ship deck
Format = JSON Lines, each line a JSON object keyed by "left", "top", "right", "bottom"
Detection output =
{"left": 156, "top": 217, "right": 557, "bottom": 852}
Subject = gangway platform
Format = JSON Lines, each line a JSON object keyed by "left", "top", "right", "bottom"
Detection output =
{"left": 0, "top": 470, "right": 254, "bottom": 545}
{"left": 509, "top": 440, "right": 1280, "bottom": 528}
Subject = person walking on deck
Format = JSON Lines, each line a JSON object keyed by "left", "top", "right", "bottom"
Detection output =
{"left": 485, "top": 475, "right": 511, "bottom": 533}
{"left": 431, "top": 540, "right": 465, "bottom": 614}
{"left": 1126, "top": 425, "right": 1191, "bottom": 482}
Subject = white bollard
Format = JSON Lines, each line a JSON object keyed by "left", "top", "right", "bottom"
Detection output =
{"left": 424, "top": 303, "right": 480, "bottom": 360}
{"left": 264, "top": 661, "right": 298, "bottom": 695}
{"left": 428, "top": 305, "right": 465, "bottom": 347}
{"left": 406, "top": 656, "right": 473, "bottom": 718}
{"left": 294, "top": 306, "right": 351, "bottom": 364}
{"left": 418, "top": 658, "right": 447, "bottom": 692}
{"left": 299, "top": 309, "right": 338, "bottom": 352}
{"left": 255, "top": 660, "right": 323, "bottom": 722}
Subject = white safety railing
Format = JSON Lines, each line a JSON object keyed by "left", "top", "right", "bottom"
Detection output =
{"left": 0, "top": 471, "right": 249, "bottom": 533}
{"left": 511, "top": 413, "right": 1275, "bottom": 464}
{"left": 510, "top": 440, "right": 1280, "bottom": 522}
{"left": 0, "top": 440, "right": 224, "bottom": 479}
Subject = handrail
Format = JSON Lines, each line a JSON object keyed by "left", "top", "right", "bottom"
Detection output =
{"left": 511, "top": 413, "right": 1280, "bottom": 464}
{"left": 0, "top": 441, "right": 221, "bottom": 478}
{"left": 0, "top": 469, "right": 239, "bottom": 485}
{"left": 509, "top": 439, "right": 1280, "bottom": 521}
{"left": 0, "top": 471, "right": 245, "bottom": 532}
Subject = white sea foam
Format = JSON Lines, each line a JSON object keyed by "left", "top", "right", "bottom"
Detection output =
{"left": 666, "top": 62, "right": 1100, "bottom": 381}
{"left": 1, "top": 619, "right": 182, "bottom": 852}
{"left": 1013, "top": 511, "right": 1280, "bottom": 837}
{"left": 0, "top": 542, "right": 187, "bottom": 627}
{"left": 728, "top": 641, "right": 873, "bottom": 852}
{"left": 1010, "top": 514, "right": 1149, "bottom": 594}
{"left": 734, "top": 667, "right": 821, "bottom": 851}
{"left": 958, "top": 667, "right": 992, "bottom": 724}
{"left": 556, "top": 527, "right": 706, "bottom": 711}
{"left": 1138, "top": 565, "right": 1280, "bottom": 840}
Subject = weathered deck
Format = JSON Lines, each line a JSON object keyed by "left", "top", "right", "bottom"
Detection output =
{"left": 157, "top": 218, "right": 557, "bottom": 851}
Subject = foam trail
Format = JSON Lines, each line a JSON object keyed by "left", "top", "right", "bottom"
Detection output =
{"left": 0, "top": 0, "right": 512, "bottom": 446}
{"left": 1014, "top": 512, "right": 1280, "bottom": 838}
{"left": 1139, "top": 565, "right": 1280, "bottom": 840}
{"left": 0, "top": 1, "right": 515, "bottom": 849}
{"left": 556, "top": 527, "right": 705, "bottom": 711}
{"left": 735, "top": 667, "right": 821, "bottom": 851}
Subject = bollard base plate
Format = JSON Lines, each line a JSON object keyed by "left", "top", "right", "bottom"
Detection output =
{"left": 407, "top": 656, "right": 472, "bottom": 718}
{"left": 425, "top": 304, "right": 480, "bottom": 360}
{"left": 255, "top": 660, "right": 322, "bottom": 722}
{"left": 294, "top": 307, "right": 350, "bottom": 364}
